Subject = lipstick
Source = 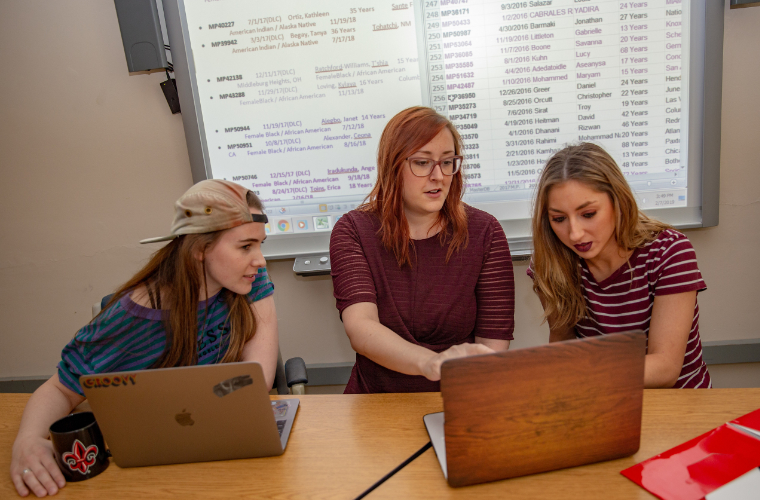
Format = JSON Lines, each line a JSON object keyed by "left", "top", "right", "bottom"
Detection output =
{"left": 574, "top": 242, "right": 592, "bottom": 253}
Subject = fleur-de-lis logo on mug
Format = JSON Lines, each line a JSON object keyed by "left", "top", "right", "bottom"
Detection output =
{"left": 62, "top": 439, "right": 98, "bottom": 474}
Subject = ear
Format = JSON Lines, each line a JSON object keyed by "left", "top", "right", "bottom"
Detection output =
{"left": 194, "top": 248, "right": 205, "bottom": 263}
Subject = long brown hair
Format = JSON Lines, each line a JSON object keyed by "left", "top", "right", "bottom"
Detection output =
{"left": 531, "top": 142, "right": 671, "bottom": 329}
{"left": 96, "top": 191, "right": 265, "bottom": 367}
{"left": 362, "top": 106, "right": 468, "bottom": 267}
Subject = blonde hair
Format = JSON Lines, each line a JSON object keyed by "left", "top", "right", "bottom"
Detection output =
{"left": 531, "top": 143, "right": 671, "bottom": 329}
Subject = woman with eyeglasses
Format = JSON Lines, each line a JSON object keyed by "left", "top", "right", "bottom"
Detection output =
{"left": 330, "top": 106, "right": 515, "bottom": 393}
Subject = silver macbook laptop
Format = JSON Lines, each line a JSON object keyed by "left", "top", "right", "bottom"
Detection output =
{"left": 81, "top": 362, "right": 299, "bottom": 467}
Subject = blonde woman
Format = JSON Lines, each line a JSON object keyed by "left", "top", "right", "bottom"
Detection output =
{"left": 529, "top": 143, "right": 710, "bottom": 389}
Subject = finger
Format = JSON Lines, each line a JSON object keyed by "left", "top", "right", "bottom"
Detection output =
{"left": 29, "top": 463, "right": 58, "bottom": 497}
{"left": 39, "top": 454, "right": 66, "bottom": 489}
{"left": 20, "top": 468, "right": 48, "bottom": 498}
{"left": 11, "top": 472, "right": 31, "bottom": 497}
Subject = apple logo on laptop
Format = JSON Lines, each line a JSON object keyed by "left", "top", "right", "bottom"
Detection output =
{"left": 175, "top": 409, "right": 194, "bottom": 426}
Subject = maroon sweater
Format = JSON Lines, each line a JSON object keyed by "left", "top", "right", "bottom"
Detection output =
{"left": 330, "top": 205, "right": 515, "bottom": 393}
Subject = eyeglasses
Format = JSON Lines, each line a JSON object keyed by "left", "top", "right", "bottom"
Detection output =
{"left": 405, "top": 156, "right": 463, "bottom": 177}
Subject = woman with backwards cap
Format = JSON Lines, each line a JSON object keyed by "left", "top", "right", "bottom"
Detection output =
{"left": 330, "top": 107, "right": 516, "bottom": 393}
{"left": 10, "top": 180, "right": 278, "bottom": 497}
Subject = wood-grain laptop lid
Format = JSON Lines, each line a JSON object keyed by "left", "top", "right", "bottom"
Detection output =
{"left": 440, "top": 331, "right": 646, "bottom": 487}
{"left": 81, "top": 362, "right": 298, "bottom": 468}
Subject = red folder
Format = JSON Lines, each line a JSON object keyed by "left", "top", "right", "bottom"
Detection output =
{"left": 621, "top": 408, "right": 760, "bottom": 500}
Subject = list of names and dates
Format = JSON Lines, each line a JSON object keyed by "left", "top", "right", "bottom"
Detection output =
{"left": 185, "top": 0, "right": 690, "bottom": 215}
{"left": 420, "top": 0, "right": 689, "bottom": 210}
{"left": 184, "top": 0, "right": 422, "bottom": 205}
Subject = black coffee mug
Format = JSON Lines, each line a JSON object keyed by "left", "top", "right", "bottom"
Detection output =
{"left": 49, "top": 412, "right": 109, "bottom": 482}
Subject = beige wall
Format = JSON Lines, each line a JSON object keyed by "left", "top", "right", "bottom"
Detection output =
{"left": 1, "top": 1, "right": 758, "bottom": 388}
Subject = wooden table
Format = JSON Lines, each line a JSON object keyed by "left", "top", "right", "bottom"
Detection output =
{"left": 1, "top": 390, "right": 759, "bottom": 499}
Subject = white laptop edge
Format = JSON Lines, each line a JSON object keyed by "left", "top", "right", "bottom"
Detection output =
{"left": 423, "top": 412, "right": 447, "bottom": 479}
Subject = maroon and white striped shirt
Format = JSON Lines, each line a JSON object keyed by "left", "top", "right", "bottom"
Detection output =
{"left": 331, "top": 205, "right": 515, "bottom": 393}
{"left": 529, "top": 229, "right": 711, "bottom": 388}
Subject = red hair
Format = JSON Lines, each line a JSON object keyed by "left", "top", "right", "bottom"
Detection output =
{"left": 361, "top": 106, "right": 468, "bottom": 267}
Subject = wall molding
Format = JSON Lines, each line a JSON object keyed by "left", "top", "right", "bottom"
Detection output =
{"left": 702, "top": 339, "right": 760, "bottom": 365}
{"left": 303, "top": 362, "right": 354, "bottom": 386}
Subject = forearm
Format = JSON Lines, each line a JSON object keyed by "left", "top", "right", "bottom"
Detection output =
{"left": 645, "top": 292, "right": 696, "bottom": 388}
{"left": 241, "top": 336, "right": 279, "bottom": 390}
{"left": 15, "top": 376, "right": 83, "bottom": 442}
{"left": 347, "top": 318, "right": 436, "bottom": 377}
{"left": 475, "top": 337, "right": 510, "bottom": 351}
{"left": 644, "top": 353, "right": 682, "bottom": 388}
{"left": 343, "top": 303, "right": 495, "bottom": 381}
{"left": 242, "top": 295, "right": 279, "bottom": 390}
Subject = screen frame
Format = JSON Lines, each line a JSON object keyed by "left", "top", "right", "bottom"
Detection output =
{"left": 162, "top": 0, "right": 723, "bottom": 258}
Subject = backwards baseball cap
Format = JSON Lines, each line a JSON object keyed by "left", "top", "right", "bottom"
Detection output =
{"left": 140, "top": 179, "right": 268, "bottom": 244}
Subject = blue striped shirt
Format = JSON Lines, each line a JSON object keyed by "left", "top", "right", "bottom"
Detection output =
{"left": 58, "top": 269, "right": 274, "bottom": 395}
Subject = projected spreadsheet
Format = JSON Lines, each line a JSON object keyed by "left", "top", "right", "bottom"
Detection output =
{"left": 420, "top": 0, "right": 689, "bottom": 214}
{"left": 182, "top": 0, "right": 689, "bottom": 236}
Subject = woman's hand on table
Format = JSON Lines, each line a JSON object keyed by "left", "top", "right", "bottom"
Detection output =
{"left": 10, "top": 376, "right": 83, "bottom": 497}
{"left": 11, "top": 434, "right": 66, "bottom": 497}
{"left": 421, "top": 343, "right": 495, "bottom": 381}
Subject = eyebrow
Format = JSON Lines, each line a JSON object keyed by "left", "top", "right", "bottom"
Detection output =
{"left": 239, "top": 237, "right": 262, "bottom": 243}
{"left": 413, "top": 149, "right": 456, "bottom": 155}
{"left": 548, "top": 200, "right": 597, "bottom": 213}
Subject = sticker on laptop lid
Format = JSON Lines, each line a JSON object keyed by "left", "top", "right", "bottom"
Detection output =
{"left": 271, "top": 401, "right": 289, "bottom": 418}
{"left": 82, "top": 374, "right": 137, "bottom": 389}
{"left": 213, "top": 375, "right": 253, "bottom": 397}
